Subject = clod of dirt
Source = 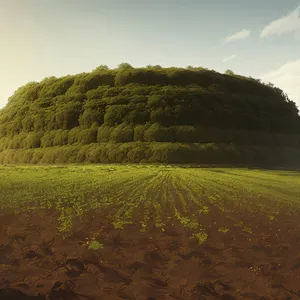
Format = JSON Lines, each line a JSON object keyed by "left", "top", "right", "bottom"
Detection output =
{"left": 47, "top": 281, "right": 80, "bottom": 300}
{"left": 192, "top": 283, "right": 219, "bottom": 297}
{"left": 0, "top": 288, "right": 45, "bottom": 300}
{"left": 65, "top": 258, "right": 85, "bottom": 277}
{"left": 25, "top": 250, "right": 42, "bottom": 260}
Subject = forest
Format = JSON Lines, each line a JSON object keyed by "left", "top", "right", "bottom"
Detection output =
{"left": 0, "top": 64, "right": 299, "bottom": 165}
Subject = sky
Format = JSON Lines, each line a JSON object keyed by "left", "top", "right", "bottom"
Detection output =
{"left": 0, "top": 0, "right": 300, "bottom": 109}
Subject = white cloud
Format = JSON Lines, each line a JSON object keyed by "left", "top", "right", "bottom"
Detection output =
{"left": 260, "top": 6, "right": 300, "bottom": 38}
{"left": 261, "top": 59, "right": 300, "bottom": 107}
{"left": 222, "top": 54, "right": 237, "bottom": 62}
{"left": 223, "top": 29, "right": 251, "bottom": 43}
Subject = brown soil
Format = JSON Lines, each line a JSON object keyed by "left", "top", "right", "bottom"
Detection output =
{"left": 1, "top": 207, "right": 300, "bottom": 300}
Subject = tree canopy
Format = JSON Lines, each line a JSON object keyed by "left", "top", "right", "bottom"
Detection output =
{"left": 0, "top": 64, "right": 299, "bottom": 165}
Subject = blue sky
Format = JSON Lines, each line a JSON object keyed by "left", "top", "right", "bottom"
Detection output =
{"left": 1, "top": 0, "right": 300, "bottom": 108}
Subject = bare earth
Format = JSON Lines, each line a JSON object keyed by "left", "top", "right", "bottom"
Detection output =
{"left": 1, "top": 206, "right": 300, "bottom": 300}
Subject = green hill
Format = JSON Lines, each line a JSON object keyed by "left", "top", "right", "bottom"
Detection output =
{"left": 0, "top": 64, "right": 300, "bottom": 166}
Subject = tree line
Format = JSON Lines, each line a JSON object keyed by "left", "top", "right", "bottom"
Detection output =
{"left": 0, "top": 64, "right": 299, "bottom": 165}
{"left": 0, "top": 124, "right": 299, "bottom": 151}
{"left": 0, "top": 142, "right": 299, "bottom": 168}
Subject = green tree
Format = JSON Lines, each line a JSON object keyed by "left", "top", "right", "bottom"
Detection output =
{"left": 79, "top": 99, "right": 106, "bottom": 128}
{"left": 118, "top": 62, "right": 133, "bottom": 70}
{"left": 93, "top": 65, "right": 109, "bottom": 72}
{"left": 104, "top": 105, "right": 128, "bottom": 126}
{"left": 97, "top": 126, "right": 113, "bottom": 142}
{"left": 225, "top": 69, "right": 234, "bottom": 76}
{"left": 111, "top": 124, "right": 134, "bottom": 142}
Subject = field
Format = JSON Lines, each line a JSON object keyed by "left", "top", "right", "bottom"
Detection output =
{"left": 1, "top": 165, "right": 300, "bottom": 300}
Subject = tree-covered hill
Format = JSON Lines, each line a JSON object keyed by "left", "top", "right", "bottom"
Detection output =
{"left": 0, "top": 64, "right": 299, "bottom": 165}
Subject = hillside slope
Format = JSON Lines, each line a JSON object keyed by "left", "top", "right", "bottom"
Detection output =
{"left": 0, "top": 65, "right": 299, "bottom": 165}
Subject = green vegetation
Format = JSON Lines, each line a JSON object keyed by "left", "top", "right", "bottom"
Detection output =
{"left": 87, "top": 240, "right": 104, "bottom": 251}
{"left": 1, "top": 165, "right": 300, "bottom": 242}
{"left": 0, "top": 64, "right": 299, "bottom": 166}
{"left": 0, "top": 142, "right": 300, "bottom": 166}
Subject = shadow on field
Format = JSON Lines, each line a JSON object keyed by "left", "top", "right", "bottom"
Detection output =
{"left": 179, "top": 163, "right": 300, "bottom": 172}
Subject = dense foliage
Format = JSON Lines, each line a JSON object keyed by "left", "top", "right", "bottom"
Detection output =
{"left": 0, "top": 64, "right": 299, "bottom": 164}
{"left": 1, "top": 142, "right": 300, "bottom": 167}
